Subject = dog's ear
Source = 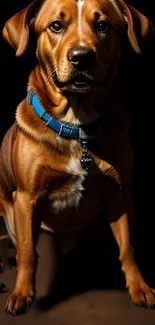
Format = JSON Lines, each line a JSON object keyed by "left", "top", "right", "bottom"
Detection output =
{"left": 2, "top": 0, "right": 43, "bottom": 56}
{"left": 116, "top": 0, "right": 154, "bottom": 53}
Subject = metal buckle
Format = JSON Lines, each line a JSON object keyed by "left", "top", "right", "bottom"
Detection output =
{"left": 58, "top": 125, "right": 74, "bottom": 137}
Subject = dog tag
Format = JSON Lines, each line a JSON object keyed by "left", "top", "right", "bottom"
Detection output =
{"left": 80, "top": 141, "right": 92, "bottom": 170}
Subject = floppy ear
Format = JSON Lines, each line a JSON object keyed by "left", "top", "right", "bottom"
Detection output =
{"left": 117, "top": 0, "right": 154, "bottom": 53}
{"left": 2, "top": 0, "right": 43, "bottom": 56}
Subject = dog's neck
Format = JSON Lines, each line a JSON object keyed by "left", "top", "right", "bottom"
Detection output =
{"left": 28, "top": 65, "right": 119, "bottom": 125}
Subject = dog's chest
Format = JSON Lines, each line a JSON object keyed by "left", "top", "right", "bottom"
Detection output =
{"left": 48, "top": 157, "right": 87, "bottom": 214}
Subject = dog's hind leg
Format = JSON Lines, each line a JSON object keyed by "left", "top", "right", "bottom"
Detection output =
{"left": 0, "top": 216, "right": 7, "bottom": 273}
{"left": 0, "top": 200, "right": 13, "bottom": 293}
{"left": 0, "top": 200, "right": 16, "bottom": 266}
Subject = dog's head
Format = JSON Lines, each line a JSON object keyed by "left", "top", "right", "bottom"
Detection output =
{"left": 2, "top": 0, "right": 154, "bottom": 94}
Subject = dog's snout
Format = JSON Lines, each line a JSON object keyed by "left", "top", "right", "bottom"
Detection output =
{"left": 68, "top": 47, "right": 95, "bottom": 69}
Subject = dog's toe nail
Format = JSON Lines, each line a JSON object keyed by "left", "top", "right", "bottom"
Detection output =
{"left": 148, "top": 304, "right": 155, "bottom": 309}
{"left": 135, "top": 301, "right": 147, "bottom": 308}
{"left": 6, "top": 309, "right": 12, "bottom": 314}
{"left": 5, "top": 305, "right": 8, "bottom": 312}
{"left": 12, "top": 308, "right": 17, "bottom": 316}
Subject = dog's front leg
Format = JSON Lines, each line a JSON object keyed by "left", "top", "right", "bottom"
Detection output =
{"left": 5, "top": 191, "right": 40, "bottom": 315}
{"left": 106, "top": 190, "right": 155, "bottom": 308}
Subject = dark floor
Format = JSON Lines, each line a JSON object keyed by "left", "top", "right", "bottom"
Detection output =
{"left": 1, "top": 224, "right": 155, "bottom": 325}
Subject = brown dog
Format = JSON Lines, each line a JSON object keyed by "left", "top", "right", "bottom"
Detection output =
{"left": 0, "top": 0, "right": 155, "bottom": 315}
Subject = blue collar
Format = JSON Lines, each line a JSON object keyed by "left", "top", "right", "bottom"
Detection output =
{"left": 28, "top": 90, "right": 113, "bottom": 141}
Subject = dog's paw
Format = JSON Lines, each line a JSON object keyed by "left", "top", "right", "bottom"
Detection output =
{"left": 129, "top": 284, "right": 155, "bottom": 309}
{"left": 5, "top": 292, "right": 34, "bottom": 315}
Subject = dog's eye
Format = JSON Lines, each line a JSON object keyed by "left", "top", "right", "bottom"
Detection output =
{"left": 96, "top": 20, "right": 109, "bottom": 33}
{"left": 50, "top": 20, "right": 63, "bottom": 33}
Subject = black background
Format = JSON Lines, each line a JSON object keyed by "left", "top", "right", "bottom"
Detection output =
{"left": 0, "top": 0, "right": 155, "bottom": 267}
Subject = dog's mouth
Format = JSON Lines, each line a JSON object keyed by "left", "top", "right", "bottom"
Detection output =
{"left": 70, "top": 74, "right": 93, "bottom": 87}
{"left": 51, "top": 71, "right": 97, "bottom": 92}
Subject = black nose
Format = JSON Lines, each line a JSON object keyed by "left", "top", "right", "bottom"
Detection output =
{"left": 68, "top": 46, "right": 95, "bottom": 69}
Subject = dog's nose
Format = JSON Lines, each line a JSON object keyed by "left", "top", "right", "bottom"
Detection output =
{"left": 68, "top": 47, "right": 95, "bottom": 69}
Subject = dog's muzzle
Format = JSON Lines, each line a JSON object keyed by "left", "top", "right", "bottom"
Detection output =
{"left": 51, "top": 46, "right": 100, "bottom": 92}
{"left": 66, "top": 47, "right": 96, "bottom": 89}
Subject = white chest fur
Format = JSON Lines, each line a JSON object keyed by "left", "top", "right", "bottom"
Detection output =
{"left": 49, "top": 157, "right": 88, "bottom": 214}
